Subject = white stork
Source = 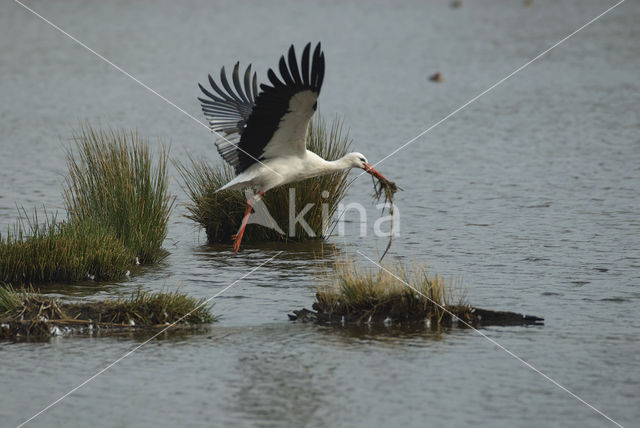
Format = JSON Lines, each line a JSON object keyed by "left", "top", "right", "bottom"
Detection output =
{"left": 198, "top": 42, "right": 389, "bottom": 253}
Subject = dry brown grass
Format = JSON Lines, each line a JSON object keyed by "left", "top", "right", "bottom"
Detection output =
{"left": 0, "top": 285, "right": 214, "bottom": 339}
{"left": 314, "top": 257, "right": 467, "bottom": 325}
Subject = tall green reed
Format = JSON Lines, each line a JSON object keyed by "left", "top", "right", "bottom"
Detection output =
{"left": 63, "top": 125, "right": 174, "bottom": 263}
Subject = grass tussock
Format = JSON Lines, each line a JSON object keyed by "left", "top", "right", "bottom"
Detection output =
{"left": 177, "top": 115, "right": 351, "bottom": 243}
{"left": 313, "top": 257, "right": 467, "bottom": 325}
{"left": 0, "top": 211, "right": 132, "bottom": 284}
{"left": 0, "top": 125, "right": 174, "bottom": 286}
{"left": 304, "top": 258, "right": 544, "bottom": 327}
{"left": 0, "top": 285, "right": 214, "bottom": 339}
{"left": 64, "top": 125, "right": 174, "bottom": 263}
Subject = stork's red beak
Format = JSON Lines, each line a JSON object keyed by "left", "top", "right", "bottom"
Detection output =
{"left": 363, "top": 163, "right": 388, "bottom": 182}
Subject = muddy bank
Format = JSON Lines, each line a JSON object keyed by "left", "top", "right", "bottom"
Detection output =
{"left": 0, "top": 288, "right": 214, "bottom": 339}
{"left": 289, "top": 303, "right": 543, "bottom": 328}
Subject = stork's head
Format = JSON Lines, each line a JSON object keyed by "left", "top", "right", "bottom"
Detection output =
{"left": 345, "top": 152, "right": 389, "bottom": 182}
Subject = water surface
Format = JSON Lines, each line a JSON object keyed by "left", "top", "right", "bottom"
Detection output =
{"left": 1, "top": 1, "right": 639, "bottom": 427}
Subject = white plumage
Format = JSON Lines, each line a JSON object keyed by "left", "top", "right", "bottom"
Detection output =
{"left": 198, "top": 42, "right": 389, "bottom": 253}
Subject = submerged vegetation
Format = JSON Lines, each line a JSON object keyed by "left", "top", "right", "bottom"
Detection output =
{"left": 290, "top": 258, "right": 543, "bottom": 328}
{"left": 0, "top": 125, "right": 173, "bottom": 285}
{"left": 178, "top": 116, "right": 352, "bottom": 243}
{"left": 0, "top": 285, "right": 214, "bottom": 339}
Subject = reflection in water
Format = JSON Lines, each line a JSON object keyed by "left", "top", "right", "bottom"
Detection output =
{"left": 189, "top": 240, "right": 342, "bottom": 292}
{"left": 193, "top": 240, "right": 340, "bottom": 264}
{"left": 231, "top": 350, "right": 323, "bottom": 425}
{"left": 316, "top": 323, "right": 451, "bottom": 345}
{"left": 18, "top": 258, "right": 175, "bottom": 300}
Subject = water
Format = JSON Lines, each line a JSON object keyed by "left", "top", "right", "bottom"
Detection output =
{"left": 1, "top": 0, "right": 639, "bottom": 426}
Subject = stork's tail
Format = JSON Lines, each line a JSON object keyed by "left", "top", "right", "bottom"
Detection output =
{"left": 216, "top": 169, "right": 259, "bottom": 193}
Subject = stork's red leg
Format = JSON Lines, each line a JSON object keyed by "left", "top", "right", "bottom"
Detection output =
{"left": 232, "top": 191, "right": 264, "bottom": 254}
{"left": 232, "top": 202, "right": 253, "bottom": 254}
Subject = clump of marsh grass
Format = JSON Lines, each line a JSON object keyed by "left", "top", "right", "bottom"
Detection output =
{"left": 295, "top": 257, "right": 544, "bottom": 327}
{"left": 0, "top": 284, "right": 25, "bottom": 314}
{"left": 64, "top": 125, "right": 174, "bottom": 263}
{"left": 0, "top": 285, "right": 214, "bottom": 339}
{"left": 0, "top": 125, "right": 174, "bottom": 285}
{"left": 114, "top": 288, "right": 214, "bottom": 325}
{"left": 0, "top": 209, "right": 132, "bottom": 284}
{"left": 177, "top": 116, "right": 351, "bottom": 243}
{"left": 314, "top": 257, "right": 464, "bottom": 325}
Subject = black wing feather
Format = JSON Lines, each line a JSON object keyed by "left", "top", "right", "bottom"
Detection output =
{"left": 311, "top": 44, "right": 321, "bottom": 88}
{"left": 198, "top": 63, "right": 259, "bottom": 170}
{"left": 198, "top": 42, "right": 325, "bottom": 175}
{"left": 252, "top": 73, "right": 258, "bottom": 101}
{"left": 288, "top": 46, "right": 303, "bottom": 85}
{"left": 232, "top": 63, "right": 249, "bottom": 104}
{"left": 220, "top": 67, "right": 243, "bottom": 103}
{"left": 279, "top": 56, "right": 296, "bottom": 87}
{"left": 243, "top": 65, "right": 254, "bottom": 101}
{"left": 301, "top": 44, "right": 311, "bottom": 86}
{"left": 267, "top": 68, "right": 283, "bottom": 88}
{"left": 208, "top": 72, "right": 234, "bottom": 102}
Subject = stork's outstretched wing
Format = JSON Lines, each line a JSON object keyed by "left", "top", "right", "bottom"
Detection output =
{"left": 198, "top": 42, "right": 325, "bottom": 175}
{"left": 198, "top": 63, "right": 258, "bottom": 172}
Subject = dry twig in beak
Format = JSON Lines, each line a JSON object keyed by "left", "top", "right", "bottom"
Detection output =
{"left": 366, "top": 166, "right": 401, "bottom": 261}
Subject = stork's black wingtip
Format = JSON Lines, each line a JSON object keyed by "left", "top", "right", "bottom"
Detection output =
{"left": 198, "top": 82, "right": 211, "bottom": 94}
{"left": 267, "top": 68, "right": 282, "bottom": 87}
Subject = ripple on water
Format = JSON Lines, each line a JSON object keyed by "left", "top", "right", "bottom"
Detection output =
{"left": 1, "top": 0, "right": 640, "bottom": 426}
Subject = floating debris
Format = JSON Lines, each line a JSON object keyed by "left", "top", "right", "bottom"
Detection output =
{"left": 429, "top": 72, "right": 443, "bottom": 82}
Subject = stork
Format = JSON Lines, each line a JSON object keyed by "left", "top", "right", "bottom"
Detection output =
{"left": 198, "top": 42, "right": 389, "bottom": 253}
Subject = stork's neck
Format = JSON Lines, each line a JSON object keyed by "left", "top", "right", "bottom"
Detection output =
{"left": 324, "top": 155, "right": 353, "bottom": 172}
{"left": 300, "top": 150, "right": 355, "bottom": 181}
